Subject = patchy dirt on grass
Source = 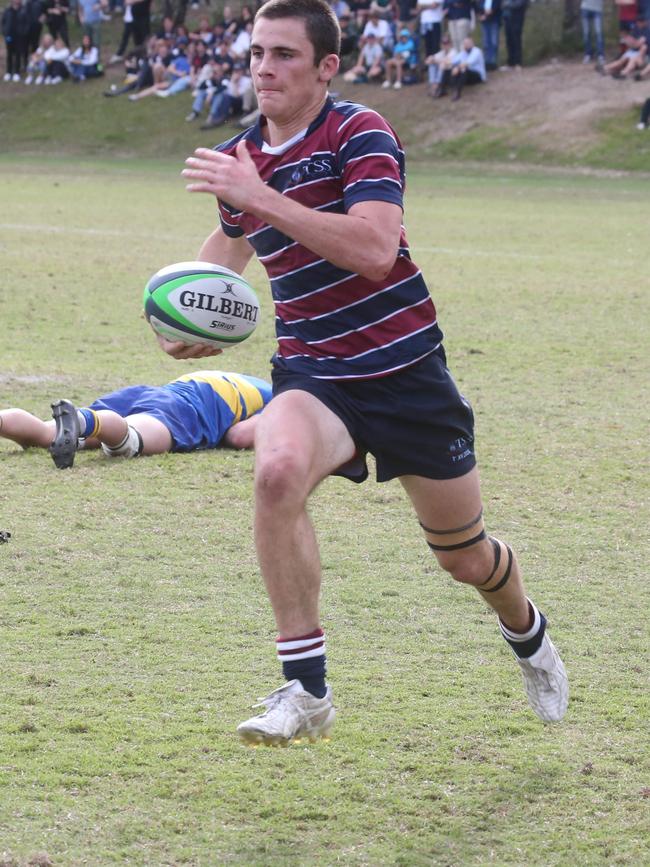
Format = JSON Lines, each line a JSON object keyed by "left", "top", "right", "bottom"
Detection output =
{"left": 338, "top": 59, "right": 650, "bottom": 155}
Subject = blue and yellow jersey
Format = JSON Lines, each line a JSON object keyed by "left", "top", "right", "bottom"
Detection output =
{"left": 89, "top": 371, "right": 272, "bottom": 452}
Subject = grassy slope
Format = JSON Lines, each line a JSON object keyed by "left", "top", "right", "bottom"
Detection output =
{"left": 2, "top": 70, "right": 649, "bottom": 171}
{"left": 0, "top": 161, "right": 649, "bottom": 865}
{"left": 1, "top": 6, "right": 649, "bottom": 172}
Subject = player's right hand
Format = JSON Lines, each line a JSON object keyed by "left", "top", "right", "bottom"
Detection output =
{"left": 156, "top": 333, "right": 223, "bottom": 359}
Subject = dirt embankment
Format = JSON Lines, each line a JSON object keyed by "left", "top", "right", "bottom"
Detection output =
{"left": 338, "top": 59, "right": 650, "bottom": 154}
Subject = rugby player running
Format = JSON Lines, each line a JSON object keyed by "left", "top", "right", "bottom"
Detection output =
{"left": 157, "top": 0, "right": 568, "bottom": 745}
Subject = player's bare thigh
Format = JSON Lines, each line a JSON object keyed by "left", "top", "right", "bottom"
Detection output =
{"left": 254, "top": 389, "right": 356, "bottom": 498}
{"left": 126, "top": 413, "right": 173, "bottom": 455}
{"left": 400, "top": 468, "right": 483, "bottom": 530}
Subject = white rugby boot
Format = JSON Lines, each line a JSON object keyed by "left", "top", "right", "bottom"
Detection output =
{"left": 237, "top": 679, "right": 335, "bottom": 746}
{"left": 515, "top": 633, "right": 569, "bottom": 723}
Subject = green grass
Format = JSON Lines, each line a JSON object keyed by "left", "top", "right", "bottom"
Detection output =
{"left": 1, "top": 160, "right": 649, "bottom": 865}
{"left": 419, "top": 112, "right": 650, "bottom": 172}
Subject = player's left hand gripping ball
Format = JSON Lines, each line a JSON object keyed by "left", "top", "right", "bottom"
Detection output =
{"left": 144, "top": 261, "right": 260, "bottom": 349}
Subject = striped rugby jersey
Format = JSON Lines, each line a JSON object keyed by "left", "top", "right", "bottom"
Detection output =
{"left": 215, "top": 97, "right": 443, "bottom": 380}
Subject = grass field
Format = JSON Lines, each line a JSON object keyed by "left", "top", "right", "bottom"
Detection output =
{"left": 1, "top": 158, "right": 649, "bottom": 866}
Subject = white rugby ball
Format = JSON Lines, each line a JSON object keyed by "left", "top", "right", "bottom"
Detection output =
{"left": 143, "top": 261, "right": 260, "bottom": 348}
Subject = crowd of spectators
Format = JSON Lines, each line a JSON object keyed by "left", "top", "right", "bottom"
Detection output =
{"left": 98, "top": 7, "right": 256, "bottom": 128}
{"left": 2, "top": 0, "right": 650, "bottom": 127}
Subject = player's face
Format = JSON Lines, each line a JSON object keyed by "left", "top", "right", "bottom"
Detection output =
{"left": 250, "top": 16, "right": 339, "bottom": 127}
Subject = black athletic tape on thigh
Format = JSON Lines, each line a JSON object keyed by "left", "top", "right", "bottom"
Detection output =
{"left": 426, "top": 529, "right": 487, "bottom": 552}
{"left": 480, "top": 544, "right": 513, "bottom": 593}
{"left": 419, "top": 508, "right": 483, "bottom": 536}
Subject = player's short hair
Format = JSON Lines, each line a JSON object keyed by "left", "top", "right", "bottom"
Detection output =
{"left": 255, "top": 0, "right": 341, "bottom": 65}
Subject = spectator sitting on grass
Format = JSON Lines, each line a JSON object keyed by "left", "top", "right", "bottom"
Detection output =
{"left": 434, "top": 34, "right": 486, "bottom": 99}
{"left": 343, "top": 29, "right": 384, "bottom": 81}
{"left": 24, "top": 31, "right": 53, "bottom": 83}
{"left": 126, "top": 38, "right": 174, "bottom": 99}
{"left": 382, "top": 26, "right": 416, "bottom": 89}
{"left": 129, "top": 45, "right": 190, "bottom": 99}
{"left": 189, "top": 37, "right": 210, "bottom": 74}
{"left": 155, "top": 14, "right": 176, "bottom": 42}
{"left": 230, "top": 20, "right": 252, "bottom": 62}
{"left": 212, "top": 36, "right": 235, "bottom": 75}
{"left": 172, "top": 25, "right": 191, "bottom": 55}
{"left": 185, "top": 56, "right": 224, "bottom": 121}
{"left": 43, "top": 32, "right": 69, "bottom": 82}
{"left": 199, "top": 62, "right": 252, "bottom": 129}
{"left": 69, "top": 31, "right": 101, "bottom": 79}
{"left": 238, "top": 3, "right": 255, "bottom": 29}
{"left": 188, "top": 15, "right": 214, "bottom": 46}
{"left": 210, "top": 21, "right": 226, "bottom": 44}
{"left": 602, "top": 22, "right": 647, "bottom": 77}
{"left": 425, "top": 31, "right": 455, "bottom": 94}
{"left": 103, "top": 44, "right": 152, "bottom": 95}
{"left": 220, "top": 3, "right": 238, "bottom": 35}
{"left": 633, "top": 52, "right": 650, "bottom": 77}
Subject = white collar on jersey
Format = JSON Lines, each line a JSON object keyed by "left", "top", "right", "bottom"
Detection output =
{"left": 261, "top": 126, "right": 309, "bottom": 155}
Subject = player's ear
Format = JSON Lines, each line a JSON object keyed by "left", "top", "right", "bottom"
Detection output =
{"left": 318, "top": 52, "right": 340, "bottom": 83}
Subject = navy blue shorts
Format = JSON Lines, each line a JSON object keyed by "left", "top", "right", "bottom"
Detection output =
{"left": 272, "top": 347, "right": 476, "bottom": 483}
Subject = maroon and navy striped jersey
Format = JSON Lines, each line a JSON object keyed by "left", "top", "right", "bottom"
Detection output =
{"left": 214, "top": 98, "right": 443, "bottom": 380}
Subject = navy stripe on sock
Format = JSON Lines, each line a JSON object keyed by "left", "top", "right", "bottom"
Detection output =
{"left": 283, "top": 655, "right": 327, "bottom": 698}
{"left": 503, "top": 612, "right": 547, "bottom": 658}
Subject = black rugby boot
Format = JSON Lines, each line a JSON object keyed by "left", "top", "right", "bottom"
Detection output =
{"left": 49, "top": 399, "right": 80, "bottom": 469}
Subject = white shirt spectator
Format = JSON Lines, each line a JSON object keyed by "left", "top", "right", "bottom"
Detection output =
{"left": 44, "top": 43, "right": 70, "bottom": 64}
{"left": 363, "top": 17, "right": 391, "bottom": 48}
{"left": 417, "top": 0, "right": 444, "bottom": 24}
{"left": 361, "top": 40, "right": 384, "bottom": 67}
{"left": 71, "top": 44, "right": 99, "bottom": 65}
{"left": 226, "top": 72, "right": 252, "bottom": 98}
{"left": 231, "top": 27, "right": 251, "bottom": 59}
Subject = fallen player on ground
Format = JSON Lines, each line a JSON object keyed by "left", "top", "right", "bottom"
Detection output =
{"left": 0, "top": 370, "right": 272, "bottom": 469}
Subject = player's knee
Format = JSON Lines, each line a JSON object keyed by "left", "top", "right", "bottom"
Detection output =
{"left": 254, "top": 447, "right": 309, "bottom": 509}
{"left": 435, "top": 542, "right": 494, "bottom": 586}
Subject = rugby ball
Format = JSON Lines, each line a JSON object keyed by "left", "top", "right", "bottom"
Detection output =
{"left": 143, "top": 261, "right": 260, "bottom": 349}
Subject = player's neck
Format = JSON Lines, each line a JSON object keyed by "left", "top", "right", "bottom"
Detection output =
{"left": 262, "top": 91, "right": 329, "bottom": 148}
